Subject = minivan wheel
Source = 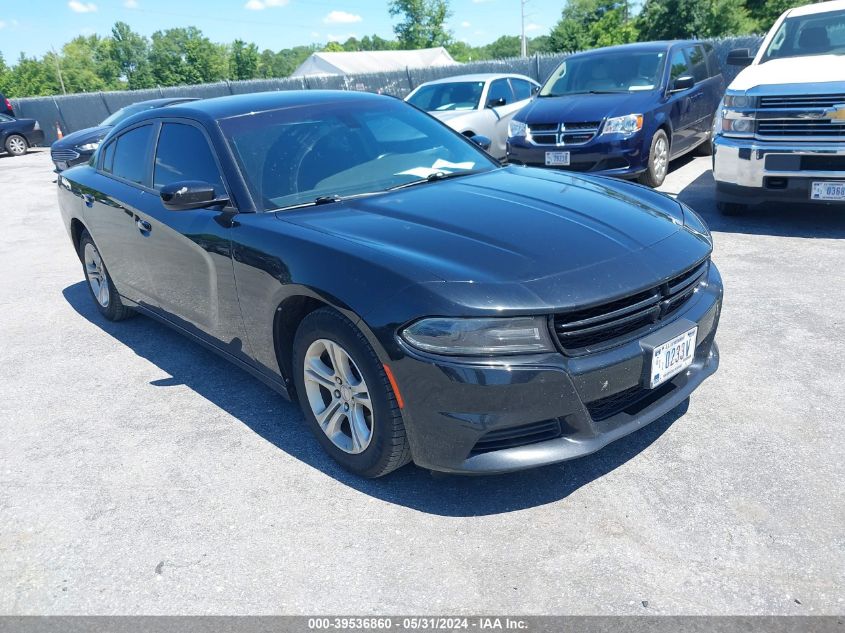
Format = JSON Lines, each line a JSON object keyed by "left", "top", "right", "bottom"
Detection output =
{"left": 78, "top": 230, "right": 135, "bottom": 321}
{"left": 292, "top": 307, "right": 411, "bottom": 478}
{"left": 5, "top": 134, "right": 28, "bottom": 156}
{"left": 638, "top": 129, "right": 669, "bottom": 188}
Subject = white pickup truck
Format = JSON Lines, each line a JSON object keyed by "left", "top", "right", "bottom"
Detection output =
{"left": 713, "top": 0, "right": 845, "bottom": 213}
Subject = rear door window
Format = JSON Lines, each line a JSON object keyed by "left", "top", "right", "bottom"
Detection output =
{"left": 486, "top": 79, "right": 514, "bottom": 106}
{"left": 511, "top": 79, "right": 534, "bottom": 101}
{"left": 110, "top": 124, "right": 154, "bottom": 185}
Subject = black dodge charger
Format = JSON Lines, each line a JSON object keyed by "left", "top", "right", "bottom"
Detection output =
{"left": 57, "top": 91, "right": 721, "bottom": 477}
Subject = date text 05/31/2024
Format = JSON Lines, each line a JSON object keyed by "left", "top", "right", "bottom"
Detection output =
{"left": 307, "top": 617, "right": 529, "bottom": 630}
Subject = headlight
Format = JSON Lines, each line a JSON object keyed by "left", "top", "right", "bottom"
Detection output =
{"left": 78, "top": 142, "right": 101, "bottom": 151}
{"left": 723, "top": 94, "right": 753, "bottom": 109}
{"left": 508, "top": 119, "right": 527, "bottom": 138}
{"left": 401, "top": 316, "right": 555, "bottom": 356}
{"left": 601, "top": 114, "right": 643, "bottom": 136}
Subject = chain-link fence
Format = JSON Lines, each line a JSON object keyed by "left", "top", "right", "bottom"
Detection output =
{"left": 11, "top": 36, "right": 764, "bottom": 145}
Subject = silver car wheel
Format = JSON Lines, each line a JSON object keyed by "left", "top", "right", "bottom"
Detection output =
{"left": 303, "top": 338, "right": 373, "bottom": 454}
{"left": 653, "top": 135, "right": 668, "bottom": 180}
{"left": 7, "top": 135, "right": 26, "bottom": 155}
{"left": 83, "top": 242, "right": 110, "bottom": 308}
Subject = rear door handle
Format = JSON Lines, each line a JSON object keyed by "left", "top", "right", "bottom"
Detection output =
{"left": 136, "top": 218, "right": 152, "bottom": 233}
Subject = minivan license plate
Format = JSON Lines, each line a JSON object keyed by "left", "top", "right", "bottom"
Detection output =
{"left": 649, "top": 327, "right": 697, "bottom": 389}
{"left": 545, "top": 151, "right": 570, "bottom": 166}
{"left": 811, "top": 181, "right": 845, "bottom": 201}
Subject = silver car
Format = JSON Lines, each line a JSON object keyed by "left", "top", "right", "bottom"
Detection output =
{"left": 405, "top": 73, "right": 539, "bottom": 159}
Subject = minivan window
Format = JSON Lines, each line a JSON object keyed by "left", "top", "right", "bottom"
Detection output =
{"left": 154, "top": 123, "right": 224, "bottom": 193}
{"left": 668, "top": 49, "right": 692, "bottom": 83}
{"left": 110, "top": 125, "right": 153, "bottom": 185}
{"left": 540, "top": 51, "right": 666, "bottom": 96}
{"left": 762, "top": 8, "right": 845, "bottom": 61}
{"left": 684, "top": 45, "right": 708, "bottom": 82}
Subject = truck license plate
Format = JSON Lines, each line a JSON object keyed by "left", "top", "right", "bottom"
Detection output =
{"left": 811, "top": 181, "right": 845, "bottom": 201}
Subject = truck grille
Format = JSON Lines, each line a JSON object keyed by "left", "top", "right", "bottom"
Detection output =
{"left": 759, "top": 94, "right": 845, "bottom": 109}
{"left": 528, "top": 121, "right": 601, "bottom": 146}
{"left": 756, "top": 93, "right": 845, "bottom": 140}
{"left": 552, "top": 260, "right": 708, "bottom": 354}
{"left": 757, "top": 119, "right": 845, "bottom": 139}
{"left": 51, "top": 149, "right": 81, "bottom": 162}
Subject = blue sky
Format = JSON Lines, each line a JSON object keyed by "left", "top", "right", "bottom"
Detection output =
{"left": 0, "top": 0, "right": 565, "bottom": 62}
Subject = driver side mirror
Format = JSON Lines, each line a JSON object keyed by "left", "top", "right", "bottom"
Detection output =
{"left": 486, "top": 97, "right": 507, "bottom": 108}
{"left": 160, "top": 180, "right": 229, "bottom": 211}
{"left": 671, "top": 75, "right": 695, "bottom": 92}
{"left": 726, "top": 48, "right": 754, "bottom": 67}
{"left": 468, "top": 134, "right": 492, "bottom": 151}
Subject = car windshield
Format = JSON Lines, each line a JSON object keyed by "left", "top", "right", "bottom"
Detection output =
{"left": 540, "top": 51, "right": 667, "bottom": 97}
{"left": 762, "top": 8, "right": 845, "bottom": 61}
{"left": 406, "top": 81, "right": 485, "bottom": 111}
{"left": 220, "top": 98, "right": 499, "bottom": 212}
{"left": 100, "top": 103, "right": 157, "bottom": 127}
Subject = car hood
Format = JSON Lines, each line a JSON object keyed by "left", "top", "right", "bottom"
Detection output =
{"left": 52, "top": 125, "right": 111, "bottom": 149}
{"left": 516, "top": 91, "right": 658, "bottom": 124}
{"left": 730, "top": 55, "right": 845, "bottom": 92}
{"left": 277, "top": 167, "right": 709, "bottom": 305}
{"left": 428, "top": 110, "right": 480, "bottom": 124}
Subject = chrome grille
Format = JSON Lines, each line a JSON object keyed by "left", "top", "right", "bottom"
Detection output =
{"left": 51, "top": 149, "right": 80, "bottom": 161}
{"left": 527, "top": 121, "right": 601, "bottom": 146}
{"left": 756, "top": 94, "right": 845, "bottom": 140}
{"left": 552, "top": 260, "right": 708, "bottom": 355}
{"left": 759, "top": 94, "right": 845, "bottom": 109}
{"left": 757, "top": 119, "right": 845, "bottom": 139}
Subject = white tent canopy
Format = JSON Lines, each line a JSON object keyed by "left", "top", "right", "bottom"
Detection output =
{"left": 291, "top": 47, "right": 457, "bottom": 77}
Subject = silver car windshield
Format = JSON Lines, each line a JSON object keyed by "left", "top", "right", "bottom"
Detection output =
{"left": 220, "top": 98, "right": 499, "bottom": 212}
{"left": 540, "top": 51, "right": 667, "bottom": 97}
{"left": 762, "top": 9, "right": 845, "bottom": 61}
{"left": 406, "top": 81, "right": 485, "bottom": 111}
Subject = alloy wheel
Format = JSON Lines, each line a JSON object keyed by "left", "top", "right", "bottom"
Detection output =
{"left": 7, "top": 136, "right": 26, "bottom": 155}
{"left": 653, "top": 136, "right": 668, "bottom": 180}
{"left": 303, "top": 338, "right": 373, "bottom": 454}
{"left": 83, "top": 242, "right": 110, "bottom": 308}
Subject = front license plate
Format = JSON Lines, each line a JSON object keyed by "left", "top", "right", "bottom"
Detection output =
{"left": 649, "top": 327, "right": 698, "bottom": 389}
{"left": 545, "top": 151, "right": 570, "bottom": 166}
{"left": 811, "top": 181, "right": 845, "bottom": 201}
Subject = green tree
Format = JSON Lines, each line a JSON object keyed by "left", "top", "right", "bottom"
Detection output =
{"left": 636, "top": 0, "right": 753, "bottom": 39}
{"left": 484, "top": 35, "right": 522, "bottom": 59}
{"left": 0, "top": 52, "right": 12, "bottom": 94}
{"left": 110, "top": 21, "right": 152, "bottom": 89}
{"left": 8, "top": 53, "right": 60, "bottom": 97}
{"left": 745, "top": 0, "right": 811, "bottom": 31}
{"left": 229, "top": 39, "right": 259, "bottom": 80}
{"left": 322, "top": 41, "right": 345, "bottom": 52}
{"left": 388, "top": 0, "right": 452, "bottom": 48}
{"left": 149, "top": 27, "right": 227, "bottom": 86}
{"left": 548, "top": 0, "right": 630, "bottom": 51}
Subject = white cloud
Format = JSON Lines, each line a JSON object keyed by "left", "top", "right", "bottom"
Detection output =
{"left": 244, "top": 0, "right": 288, "bottom": 10}
{"left": 124, "top": 0, "right": 139, "bottom": 8}
{"left": 323, "top": 10, "right": 362, "bottom": 24}
{"left": 460, "top": 20, "right": 471, "bottom": 28}
{"left": 327, "top": 33, "right": 357, "bottom": 42}
{"left": 525, "top": 22, "right": 542, "bottom": 32}
{"left": 68, "top": 0, "right": 98, "bottom": 13}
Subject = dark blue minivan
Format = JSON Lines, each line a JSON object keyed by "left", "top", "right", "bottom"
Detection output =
{"left": 507, "top": 41, "right": 725, "bottom": 187}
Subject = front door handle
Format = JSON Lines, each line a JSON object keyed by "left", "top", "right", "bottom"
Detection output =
{"left": 136, "top": 218, "right": 152, "bottom": 233}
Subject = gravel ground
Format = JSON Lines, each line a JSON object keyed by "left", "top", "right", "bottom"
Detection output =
{"left": 1, "top": 148, "right": 843, "bottom": 615}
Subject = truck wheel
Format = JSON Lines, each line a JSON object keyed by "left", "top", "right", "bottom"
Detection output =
{"left": 638, "top": 130, "right": 669, "bottom": 188}
{"left": 718, "top": 201, "right": 746, "bottom": 216}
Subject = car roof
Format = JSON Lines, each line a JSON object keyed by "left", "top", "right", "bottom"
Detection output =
{"left": 123, "top": 97, "right": 199, "bottom": 108}
{"left": 414, "top": 73, "right": 537, "bottom": 87}
{"left": 134, "top": 90, "right": 396, "bottom": 123}
{"left": 565, "top": 40, "right": 702, "bottom": 59}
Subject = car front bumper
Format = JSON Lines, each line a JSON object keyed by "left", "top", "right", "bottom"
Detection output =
{"left": 713, "top": 135, "right": 845, "bottom": 205}
{"left": 506, "top": 133, "right": 647, "bottom": 177}
{"left": 391, "top": 263, "right": 722, "bottom": 474}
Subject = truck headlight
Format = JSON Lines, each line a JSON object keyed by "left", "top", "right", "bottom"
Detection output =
{"left": 401, "top": 316, "right": 555, "bottom": 356}
{"left": 508, "top": 119, "right": 527, "bottom": 138}
{"left": 601, "top": 114, "right": 643, "bottom": 136}
{"left": 723, "top": 94, "right": 753, "bottom": 109}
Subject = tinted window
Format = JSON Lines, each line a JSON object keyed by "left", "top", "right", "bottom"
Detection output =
{"left": 487, "top": 79, "right": 514, "bottom": 106}
{"left": 111, "top": 125, "right": 153, "bottom": 184}
{"left": 101, "top": 140, "right": 116, "bottom": 173}
{"left": 669, "top": 49, "right": 692, "bottom": 82}
{"left": 154, "top": 123, "right": 223, "bottom": 192}
{"left": 684, "top": 46, "right": 708, "bottom": 82}
{"left": 511, "top": 79, "right": 534, "bottom": 101}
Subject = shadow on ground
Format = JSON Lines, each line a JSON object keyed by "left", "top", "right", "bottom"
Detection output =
{"left": 668, "top": 167, "right": 845, "bottom": 239}
{"left": 64, "top": 280, "right": 688, "bottom": 517}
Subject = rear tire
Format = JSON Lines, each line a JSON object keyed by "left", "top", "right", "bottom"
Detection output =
{"left": 78, "top": 230, "right": 135, "bottom": 321}
{"left": 292, "top": 307, "right": 412, "bottom": 478}
{"left": 717, "top": 201, "right": 746, "bottom": 216}
{"left": 5, "top": 134, "right": 28, "bottom": 156}
{"left": 637, "top": 129, "right": 670, "bottom": 188}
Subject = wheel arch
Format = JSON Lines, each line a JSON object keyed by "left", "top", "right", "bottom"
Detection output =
{"left": 70, "top": 218, "right": 88, "bottom": 260}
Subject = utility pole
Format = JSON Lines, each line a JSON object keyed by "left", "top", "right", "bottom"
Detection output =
{"left": 51, "top": 46, "right": 67, "bottom": 95}
{"left": 520, "top": 0, "right": 528, "bottom": 57}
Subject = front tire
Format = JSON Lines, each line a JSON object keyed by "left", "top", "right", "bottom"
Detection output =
{"left": 5, "top": 134, "right": 28, "bottom": 156}
{"left": 79, "top": 230, "right": 135, "bottom": 321}
{"left": 292, "top": 307, "right": 411, "bottom": 478}
{"left": 638, "top": 129, "right": 670, "bottom": 188}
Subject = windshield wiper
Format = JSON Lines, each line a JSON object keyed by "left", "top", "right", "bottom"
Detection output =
{"left": 387, "top": 169, "right": 486, "bottom": 191}
{"left": 275, "top": 191, "right": 380, "bottom": 212}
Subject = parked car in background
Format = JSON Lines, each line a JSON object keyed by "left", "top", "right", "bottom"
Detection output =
{"left": 57, "top": 90, "right": 721, "bottom": 477}
{"left": 713, "top": 0, "right": 845, "bottom": 214}
{"left": 507, "top": 41, "right": 725, "bottom": 187}
{"left": 0, "top": 113, "right": 43, "bottom": 156}
{"left": 405, "top": 73, "right": 540, "bottom": 158}
{"left": 50, "top": 97, "right": 197, "bottom": 171}
{"left": 0, "top": 92, "right": 14, "bottom": 117}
